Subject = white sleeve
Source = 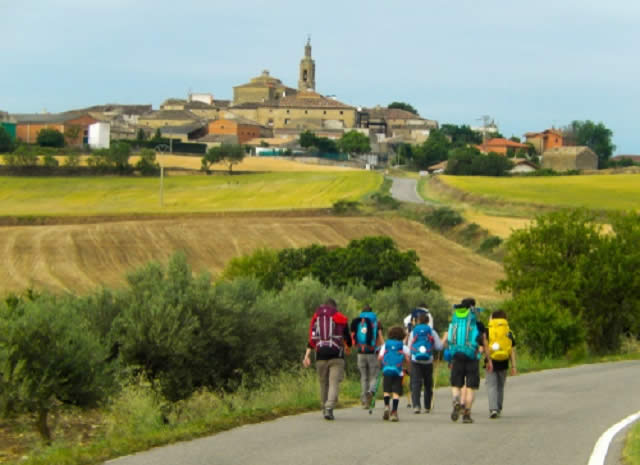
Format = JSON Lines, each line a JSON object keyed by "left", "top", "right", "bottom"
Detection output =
{"left": 378, "top": 345, "right": 386, "bottom": 360}
{"left": 403, "top": 314, "right": 412, "bottom": 328}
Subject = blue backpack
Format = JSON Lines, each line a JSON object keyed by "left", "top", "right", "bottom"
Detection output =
{"left": 411, "top": 324, "right": 434, "bottom": 361}
{"left": 448, "top": 308, "right": 480, "bottom": 360}
{"left": 354, "top": 311, "right": 378, "bottom": 354}
{"left": 382, "top": 340, "right": 405, "bottom": 376}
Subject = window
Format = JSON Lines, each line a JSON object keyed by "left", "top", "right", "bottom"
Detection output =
{"left": 323, "top": 110, "right": 326, "bottom": 115}
{"left": 305, "top": 110, "right": 308, "bottom": 114}
{"left": 286, "top": 109, "right": 290, "bottom": 114}
{"left": 284, "top": 119, "right": 290, "bottom": 125}
{"left": 339, "top": 111, "right": 343, "bottom": 115}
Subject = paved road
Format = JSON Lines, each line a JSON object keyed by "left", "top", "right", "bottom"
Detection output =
{"left": 107, "top": 361, "right": 640, "bottom": 465}
{"left": 389, "top": 176, "right": 427, "bottom": 204}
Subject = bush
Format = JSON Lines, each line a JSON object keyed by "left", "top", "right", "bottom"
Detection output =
{"left": 135, "top": 148, "right": 160, "bottom": 175}
{"left": 0, "top": 126, "right": 14, "bottom": 153}
{"left": 332, "top": 199, "right": 361, "bottom": 214}
{"left": 42, "top": 153, "right": 59, "bottom": 167}
{"left": 36, "top": 128, "right": 65, "bottom": 148}
{"left": 0, "top": 294, "right": 113, "bottom": 442}
{"left": 478, "top": 235, "right": 503, "bottom": 253}
{"left": 503, "top": 289, "right": 585, "bottom": 359}
{"left": 423, "top": 206, "right": 464, "bottom": 230}
{"left": 370, "top": 192, "right": 400, "bottom": 210}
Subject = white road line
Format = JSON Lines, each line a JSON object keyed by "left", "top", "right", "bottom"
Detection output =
{"left": 588, "top": 411, "right": 640, "bottom": 465}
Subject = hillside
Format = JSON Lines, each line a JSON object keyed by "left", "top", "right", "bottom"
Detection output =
{"left": 0, "top": 215, "right": 504, "bottom": 303}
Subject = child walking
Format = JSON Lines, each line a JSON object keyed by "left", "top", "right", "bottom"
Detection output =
{"left": 378, "top": 326, "right": 411, "bottom": 422}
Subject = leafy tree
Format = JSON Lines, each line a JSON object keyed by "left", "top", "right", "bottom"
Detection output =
{"left": 63, "top": 125, "right": 82, "bottom": 145}
{"left": 0, "top": 126, "right": 14, "bottom": 153}
{"left": 314, "top": 136, "right": 338, "bottom": 154}
{"left": 36, "top": 128, "right": 65, "bottom": 148}
{"left": 0, "top": 294, "right": 112, "bottom": 442}
{"left": 152, "top": 128, "right": 162, "bottom": 142}
{"left": 413, "top": 128, "right": 451, "bottom": 169}
{"left": 106, "top": 141, "right": 131, "bottom": 173}
{"left": 445, "top": 146, "right": 481, "bottom": 175}
{"left": 338, "top": 130, "right": 370, "bottom": 155}
{"left": 388, "top": 101, "right": 418, "bottom": 115}
{"left": 498, "top": 209, "right": 640, "bottom": 354}
{"left": 135, "top": 148, "right": 160, "bottom": 175}
{"left": 136, "top": 128, "right": 148, "bottom": 142}
{"left": 562, "top": 120, "right": 615, "bottom": 167}
{"left": 440, "top": 124, "right": 482, "bottom": 146}
{"left": 299, "top": 130, "right": 316, "bottom": 148}
{"left": 201, "top": 143, "right": 245, "bottom": 174}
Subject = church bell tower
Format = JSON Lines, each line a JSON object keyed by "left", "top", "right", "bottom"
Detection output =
{"left": 298, "top": 37, "right": 316, "bottom": 92}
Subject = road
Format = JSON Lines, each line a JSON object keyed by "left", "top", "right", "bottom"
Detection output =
{"left": 106, "top": 361, "right": 640, "bottom": 465}
{"left": 389, "top": 176, "right": 428, "bottom": 204}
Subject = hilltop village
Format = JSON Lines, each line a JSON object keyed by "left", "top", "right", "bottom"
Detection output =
{"left": 0, "top": 39, "right": 625, "bottom": 173}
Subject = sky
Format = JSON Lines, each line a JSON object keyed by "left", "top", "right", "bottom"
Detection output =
{"left": 1, "top": 0, "right": 639, "bottom": 154}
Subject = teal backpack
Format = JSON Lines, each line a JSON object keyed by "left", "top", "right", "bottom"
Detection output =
{"left": 354, "top": 311, "right": 378, "bottom": 354}
{"left": 448, "top": 309, "right": 480, "bottom": 360}
{"left": 382, "top": 340, "right": 404, "bottom": 376}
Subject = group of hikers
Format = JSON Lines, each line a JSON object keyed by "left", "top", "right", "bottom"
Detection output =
{"left": 302, "top": 297, "right": 517, "bottom": 423}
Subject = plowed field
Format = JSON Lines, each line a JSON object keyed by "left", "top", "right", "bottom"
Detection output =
{"left": 0, "top": 216, "right": 504, "bottom": 302}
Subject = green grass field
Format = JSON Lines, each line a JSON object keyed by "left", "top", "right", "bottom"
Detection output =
{"left": 439, "top": 174, "right": 640, "bottom": 211}
{"left": 0, "top": 171, "right": 383, "bottom": 217}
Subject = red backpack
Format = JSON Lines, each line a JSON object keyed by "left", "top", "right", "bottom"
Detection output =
{"left": 309, "top": 305, "right": 347, "bottom": 355}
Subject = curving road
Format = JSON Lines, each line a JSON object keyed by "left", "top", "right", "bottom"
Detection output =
{"left": 106, "top": 361, "right": 640, "bottom": 465}
{"left": 389, "top": 176, "right": 428, "bottom": 204}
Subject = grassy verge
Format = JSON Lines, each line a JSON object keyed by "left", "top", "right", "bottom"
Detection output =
{"left": 624, "top": 421, "right": 640, "bottom": 465}
{"left": 0, "top": 171, "right": 383, "bottom": 217}
{"left": 4, "top": 352, "right": 639, "bottom": 465}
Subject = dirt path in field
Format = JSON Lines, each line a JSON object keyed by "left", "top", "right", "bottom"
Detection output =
{"left": 0, "top": 215, "right": 504, "bottom": 303}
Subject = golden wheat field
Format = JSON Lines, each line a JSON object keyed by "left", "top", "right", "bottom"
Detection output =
{"left": 0, "top": 216, "right": 504, "bottom": 303}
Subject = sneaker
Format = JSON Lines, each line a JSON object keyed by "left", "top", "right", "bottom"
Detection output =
{"left": 390, "top": 410, "right": 399, "bottom": 422}
{"left": 424, "top": 408, "right": 431, "bottom": 414}
{"left": 462, "top": 409, "right": 473, "bottom": 423}
{"left": 323, "top": 408, "right": 334, "bottom": 420}
{"left": 490, "top": 410, "right": 498, "bottom": 419}
{"left": 451, "top": 401, "right": 461, "bottom": 422}
{"left": 414, "top": 407, "right": 421, "bottom": 414}
{"left": 383, "top": 406, "right": 390, "bottom": 421}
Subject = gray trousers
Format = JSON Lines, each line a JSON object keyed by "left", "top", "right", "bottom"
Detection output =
{"left": 486, "top": 369, "right": 508, "bottom": 412}
{"left": 316, "top": 358, "right": 345, "bottom": 409}
{"left": 357, "top": 353, "right": 380, "bottom": 403}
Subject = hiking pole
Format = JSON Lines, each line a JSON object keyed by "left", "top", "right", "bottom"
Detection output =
{"left": 369, "top": 370, "right": 383, "bottom": 415}
{"left": 430, "top": 351, "right": 441, "bottom": 411}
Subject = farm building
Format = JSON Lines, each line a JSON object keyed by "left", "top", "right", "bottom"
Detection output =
{"left": 541, "top": 146, "right": 598, "bottom": 171}
{"left": 13, "top": 111, "right": 98, "bottom": 146}
{"left": 524, "top": 129, "right": 563, "bottom": 153}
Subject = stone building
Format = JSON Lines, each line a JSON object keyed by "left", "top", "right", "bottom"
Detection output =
{"left": 298, "top": 37, "right": 316, "bottom": 91}
{"left": 232, "top": 71, "right": 297, "bottom": 106}
{"left": 525, "top": 129, "right": 564, "bottom": 154}
{"left": 13, "top": 111, "right": 98, "bottom": 146}
{"left": 541, "top": 146, "right": 598, "bottom": 171}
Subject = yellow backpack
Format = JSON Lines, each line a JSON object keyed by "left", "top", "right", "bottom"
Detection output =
{"left": 488, "top": 318, "right": 512, "bottom": 361}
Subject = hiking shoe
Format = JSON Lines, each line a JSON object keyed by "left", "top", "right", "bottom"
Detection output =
{"left": 365, "top": 391, "right": 373, "bottom": 407}
{"left": 390, "top": 410, "right": 399, "bottom": 422}
{"left": 414, "top": 407, "right": 421, "bottom": 414}
{"left": 451, "top": 401, "right": 461, "bottom": 422}
{"left": 490, "top": 410, "right": 498, "bottom": 419}
{"left": 462, "top": 409, "right": 473, "bottom": 423}
{"left": 383, "top": 406, "right": 390, "bottom": 421}
{"left": 424, "top": 408, "right": 431, "bottom": 414}
{"left": 323, "top": 408, "right": 334, "bottom": 420}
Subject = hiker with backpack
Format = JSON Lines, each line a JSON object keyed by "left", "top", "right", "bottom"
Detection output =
{"left": 350, "top": 305, "right": 384, "bottom": 409}
{"left": 303, "top": 298, "right": 352, "bottom": 421}
{"left": 377, "top": 326, "right": 411, "bottom": 422}
{"left": 402, "top": 305, "right": 433, "bottom": 408}
{"left": 407, "top": 311, "right": 443, "bottom": 414}
{"left": 441, "top": 297, "right": 491, "bottom": 424}
{"left": 486, "top": 310, "right": 517, "bottom": 419}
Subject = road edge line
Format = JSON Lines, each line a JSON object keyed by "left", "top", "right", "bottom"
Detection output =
{"left": 588, "top": 411, "right": 640, "bottom": 465}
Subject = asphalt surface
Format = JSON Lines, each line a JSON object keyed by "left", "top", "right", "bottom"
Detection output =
{"left": 106, "top": 361, "right": 640, "bottom": 465}
{"left": 389, "top": 176, "right": 427, "bottom": 204}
